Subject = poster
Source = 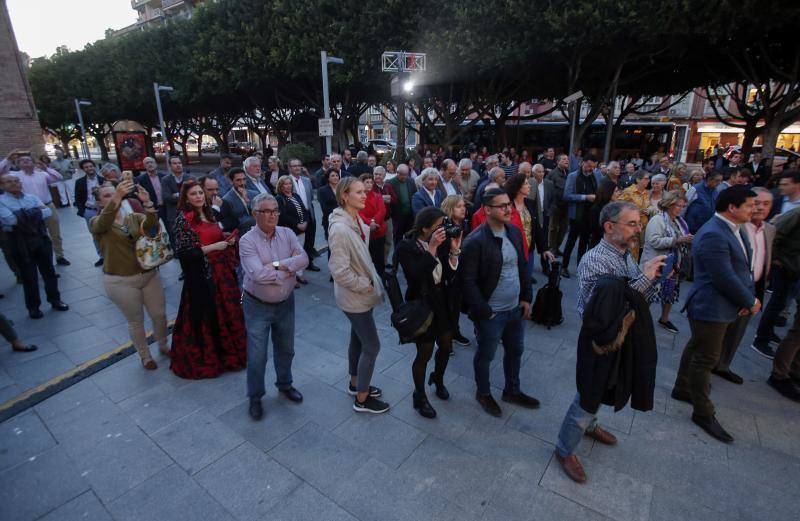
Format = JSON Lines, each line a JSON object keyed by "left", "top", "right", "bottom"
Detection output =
{"left": 114, "top": 131, "right": 147, "bottom": 171}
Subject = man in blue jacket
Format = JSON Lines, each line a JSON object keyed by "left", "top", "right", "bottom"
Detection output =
{"left": 560, "top": 154, "right": 602, "bottom": 278}
{"left": 672, "top": 186, "right": 760, "bottom": 443}
{"left": 685, "top": 171, "right": 723, "bottom": 234}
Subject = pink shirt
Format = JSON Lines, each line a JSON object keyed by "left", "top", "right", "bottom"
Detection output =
{"left": 11, "top": 168, "right": 63, "bottom": 204}
{"left": 239, "top": 225, "right": 308, "bottom": 303}
{"left": 744, "top": 221, "right": 766, "bottom": 283}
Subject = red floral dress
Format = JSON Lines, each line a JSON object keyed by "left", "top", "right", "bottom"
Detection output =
{"left": 170, "top": 210, "right": 246, "bottom": 379}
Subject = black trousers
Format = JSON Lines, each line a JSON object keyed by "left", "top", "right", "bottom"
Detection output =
{"left": 562, "top": 217, "right": 591, "bottom": 269}
{"left": 368, "top": 235, "right": 386, "bottom": 277}
{"left": 303, "top": 217, "right": 317, "bottom": 261}
{"left": 14, "top": 238, "right": 61, "bottom": 311}
{"left": 392, "top": 213, "right": 413, "bottom": 261}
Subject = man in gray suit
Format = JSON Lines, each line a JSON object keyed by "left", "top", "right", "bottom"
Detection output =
{"left": 160, "top": 156, "right": 194, "bottom": 244}
{"left": 713, "top": 187, "right": 775, "bottom": 384}
{"left": 526, "top": 163, "right": 556, "bottom": 272}
{"left": 220, "top": 168, "right": 257, "bottom": 236}
{"left": 287, "top": 158, "right": 320, "bottom": 271}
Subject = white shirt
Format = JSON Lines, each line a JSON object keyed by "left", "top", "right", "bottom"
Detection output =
{"left": 86, "top": 175, "right": 100, "bottom": 208}
{"left": 537, "top": 181, "right": 545, "bottom": 212}
{"left": 291, "top": 175, "right": 309, "bottom": 208}
{"left": 425, "top": 188, "right": 438, "bottom": 205}
{"left": 743, "top": 222, "right": 766, "bottom": 282}
{"left": 714, "top": 213, "right": 748, "bottom": 260}
{"left": 442, "top": 178, "right": 457, "bottom": 196}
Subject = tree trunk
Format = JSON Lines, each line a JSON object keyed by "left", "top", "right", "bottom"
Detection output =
{"left": 97, "top": 136, "right": 110, "bottom": 161}
{"left": 761, "top": 119, "right": 786, "bottom": 165}
{"left": 60, "top": 136, "right": 72, "bottom": 158}
{"left": 602, "top": 112, "right": 614, "bottom": 164}
{"left": 197, "top": 132, "right": 204, "bottom": 159}
{"left": 740, "top": 124, "right": 762, "bottom": 160}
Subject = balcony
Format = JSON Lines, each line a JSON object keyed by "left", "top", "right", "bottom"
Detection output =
{"left": 161, "top": 0, "right": 185, "bottom": 9}
{"left": 131, "top": 0, "right": 154, "bottom": 8}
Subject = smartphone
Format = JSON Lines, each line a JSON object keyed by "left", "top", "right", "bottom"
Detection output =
{"left": 658, "top": 253, "right": 676, "bottom": 284}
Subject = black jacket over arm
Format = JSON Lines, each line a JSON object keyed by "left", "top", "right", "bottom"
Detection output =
{"left": 577, "top": 276, "right": 657, "bottom": 414}
{"left": 459, "top": 223, "right": 532, "bottom": 321}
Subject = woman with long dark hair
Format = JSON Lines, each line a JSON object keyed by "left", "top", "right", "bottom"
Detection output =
{"left": 396, "top": 206, "right": 462, "bottom": 418}
{"left": 170, "top": 179, "right": 246, "bottom": 379}
{"left": 589, "top": 179, "right": 619, "bottom": 247}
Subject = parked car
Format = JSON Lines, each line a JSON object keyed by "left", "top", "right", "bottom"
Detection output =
{"left": 367, "top": 139, "right": 396, "bottom": 156}
{"left": 201, "top": 141, "right": 219, "bottom": 153}
{"left": 229, "top": 141, "right": 257, "bottom": 156}
{"left": 724, "top": 145, "right": 800, "bottom": 173}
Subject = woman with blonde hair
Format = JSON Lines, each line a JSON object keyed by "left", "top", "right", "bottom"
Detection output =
{"left": 275, "top": 174, "right": 310, "bottom": 285}
{"left": 666, "top": 162, "right": 688, "bottom": 192}
{"left": 328, "top": 176, "right": 389, "bottom": 414}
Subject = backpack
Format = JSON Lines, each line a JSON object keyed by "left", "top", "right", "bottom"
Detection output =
{"left": 530, "top": 260, "right": 564, "bottom": 329}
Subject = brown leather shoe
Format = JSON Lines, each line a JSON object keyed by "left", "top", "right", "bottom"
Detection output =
{"left": 585, "top": 425, "right": 617, "bottom": 445}
{"left": 554, "top": 451, "right": 587, "bottom": 483}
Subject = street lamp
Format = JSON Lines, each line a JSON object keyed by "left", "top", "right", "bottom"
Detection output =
{"left": 153, "top": 82, "right": 174, "bottom": 171}
{"left": 320, "top": 51, "right": 344, "bottom": 156}
{"left": 74, "top": 99, "right": 92, "bottom": 159}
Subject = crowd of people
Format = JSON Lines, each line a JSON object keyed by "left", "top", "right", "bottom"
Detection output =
{"left": 0, "top": 141, "right": 798, "bottom": 485}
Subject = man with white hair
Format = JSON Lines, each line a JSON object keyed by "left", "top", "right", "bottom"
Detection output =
{"left": 412, "top": 168, "right": 445, "bottom": 214}
{"left": 244, "top": 156, "right": 272, "bottom": 195}
{"left": 528, "top": 163, "right": 555, "bottom": 271}
{"left": 474, "top": 167, "right": 507, "bottom": 210}
{"left": 349, "top": 150, "right": 372, "bottom": 177}
{"left": 605, "top": 161, "right": 621, "bottom": 185}
{"left": 456, "top": 158, "right": 480, "bottom": 202}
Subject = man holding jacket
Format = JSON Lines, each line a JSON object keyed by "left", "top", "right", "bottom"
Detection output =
{"left": 672, "top": 186, "right": 759, "bottom": 444}
{"left": 460, "top": 188, "right": 539, "bottom": 418}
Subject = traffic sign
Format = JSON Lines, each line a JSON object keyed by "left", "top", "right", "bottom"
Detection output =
{"left": 318, "top": 117, "right": 333, "bottom": 137}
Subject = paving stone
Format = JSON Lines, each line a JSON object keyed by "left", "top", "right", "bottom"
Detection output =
{"left": 0, "top": 446, "right": 90, "bottom": 521}
{"left": 38, "top": 490, "right": 113, "bottom": 521}
{"left": 195, "top": 442, "right": 302, "bottom": 521}
{"left": 489, "top": 473, "right": 610, "bottom": 521}
{"left": 0, "top": 411, "right": 56, "bottom": 473}
{"left": 540, "top": 455, "right": 654, "bottom": 521}
{"left": 119, "top": 382, "right": 203, "bottom": 434}
{"left": 3, "top": 351, "right": 75, "bottom": 391}
{"left": 152, "top": 409, "right": 245, "bottom": 475}
{"left": 0, "top": 336, "right": 60, "bottom": 367}
{"left": 108, "top": 464, "right": 235, "bottom": 521}
{"left": 333, "top": 409, "right": 428, "bottom": 468}
{"left": 266, "top": 483, "right": 359, "bottom": 521}
{"left": 33, "top": 378, "right": 105, "bottom": 421}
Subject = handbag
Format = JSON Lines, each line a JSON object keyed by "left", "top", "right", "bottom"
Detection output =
{"left": 384, "top": 268, "right": 434, "bottom": 344}
{"left": 135, "top": 219, "right": 173, "bottom": 269}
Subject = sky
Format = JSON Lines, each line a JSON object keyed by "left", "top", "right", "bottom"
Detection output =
{"left": 7, "top": 0, "right": 138, "bottom": 59}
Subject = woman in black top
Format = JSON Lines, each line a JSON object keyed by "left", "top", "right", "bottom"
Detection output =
{"left": 589, "top": 179, "right": 619, "bottom": 248}
{"left": 275, "top": 174, "right": 310, "bottom": 285}
{"left": 395, "top": 207, "right": 462, "bottom": 419}
{"left": 317, "top": 168, "right": 340, "bottom": 259}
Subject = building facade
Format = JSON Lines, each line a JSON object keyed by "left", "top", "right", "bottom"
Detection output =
{"left": 115, "top": 0, "right": 205, "bottom": 37}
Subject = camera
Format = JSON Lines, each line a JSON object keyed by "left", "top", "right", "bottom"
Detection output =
{"left": 440, "top": 218, "right": 462, "bottom": 239}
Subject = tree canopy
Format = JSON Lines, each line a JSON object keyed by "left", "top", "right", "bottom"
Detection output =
{"left": 27, "top": 0, "right": 800, "bottom": 156}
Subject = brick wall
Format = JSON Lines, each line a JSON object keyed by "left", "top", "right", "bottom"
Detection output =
{"left": 0, "top": 0, "right": 45, "bottom": 157}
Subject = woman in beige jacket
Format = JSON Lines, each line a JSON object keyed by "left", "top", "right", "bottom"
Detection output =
{"left": 328, "top": 177, "right": 389, "bottom": 414}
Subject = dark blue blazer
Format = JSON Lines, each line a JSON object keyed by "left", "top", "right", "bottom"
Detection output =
{"left": 684, "top": 215, "right": 755, "bottom": 323}
{"left": 244, "top": 175, "right": 273, "bottom": 196}
{"left": 411, "top": 188, "right": 445, "bottom": 215}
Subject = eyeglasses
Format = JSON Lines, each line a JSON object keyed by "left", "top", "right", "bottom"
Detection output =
{"left": 610, "top": 220, "right": 642, "bottom": 229}
{"left": 254, "top": 209, "right": 280, "bottom": 216}
{"left": 486, "top": 202, "right": 512, "bottom": 209}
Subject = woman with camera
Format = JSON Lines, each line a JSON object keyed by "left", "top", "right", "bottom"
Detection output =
{"left": 90, "top": 179, "right": 168, "bottom": 370}
{"left": 395, "top": 206, "right": 462, "bottom": 418}
{"left": 440, "top": 195, "right": 470, "bottom": 346}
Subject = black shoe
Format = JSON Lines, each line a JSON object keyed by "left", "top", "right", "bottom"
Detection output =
{"left": 280, "top": 387, "right": 303, "bottom": 402}
{"left": 56, "top": 257, "right": 71, "bottom": 266}
{"left": 329, "top": 276, "right": 333, "bottom": 282}
{"left": 475, "top": 392, "right": 502, "bottom": 417}
{"left": 94, "top": 258, "right": 104, "bottom": 267}
{"left": 767, "top": 375, "right": 800, "bottom": 402}
{"left": 248, "top": 398, "right": 263, "bottom": 420}
{"left": 560, "top": 267, "right": 570, "bottom": 279}
{"left": 428, "top": 372, "right": 450, "bottom": 400}
{"left": 453, "top": 332, "right": 470, "bottom": 346}
{"left": 670, "top": 389, "right": 693, "bottom": 404}
{"left": 28, "top": 309, "right": 44, "bottom": 319}
{"left": 501, "top": 390, "right": 541, "bottom": 409}
{"left": 658, "top": 320, "right": 679, "bottom": 334}
{"left": 775, "top": 315, "right": 788, "bottom": 328}
{"left": 750, "top": 340, "right": 776, "bottom": 360}
{"left": 413, "top": 392, "right": 437, "bottom": 418}
{"left": 711, "top": 368, "right": 744, "bottom": 385}
{"left": 767, "top": 332, "right": 783, "bottom": 346}
{"left": 353, "top": 396, "right": 390, "bottom": 414}
{"left": 347, "top": 384, "right": 382, "bottom": 398}
{"left": 306, "top": 263, "right": 321, "bottom": 272}
{"left": 691, "top": 414, "right": 734, "bottom": 443}
{"left": 50, "top": 301, "right": 69, "bottom": 311}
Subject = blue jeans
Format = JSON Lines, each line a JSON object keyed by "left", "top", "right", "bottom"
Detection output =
{"left": 473, "top": 306, "right": 525, "bottom": 396}
{"left": 243, "top": 292, "right": 295, "bottom": 398}
{"left": 83, "top": 208, "right": 101, "bottom": 256}
{"left": 555, "top": 393, "right": 598, "bottom": 457}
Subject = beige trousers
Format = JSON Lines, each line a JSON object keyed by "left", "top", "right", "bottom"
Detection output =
{"left": 104, "top": 270, "right": 168, "bottom": 361}
{"left": 45, "top": 202, "right": 64, "bottom": 258}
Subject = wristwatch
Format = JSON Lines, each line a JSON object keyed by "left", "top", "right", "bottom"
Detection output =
{"left": 272, "top": 261, "right": 280, "bottom": 270}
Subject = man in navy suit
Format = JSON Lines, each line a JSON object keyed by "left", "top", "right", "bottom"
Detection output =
{"left": 135, "top": 157, "right": 165, "bottom": 222}
{"left": 672, "top": 186, "right": 760, "bottom": 443}
{"left": 411, "top": 168, "right": 445, "bottom": 215}
{"left": 220, "top": 168, "right": 257, "bottom": 236}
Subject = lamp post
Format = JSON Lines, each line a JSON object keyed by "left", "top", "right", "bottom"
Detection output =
{"left": 382, "top": 51, "right": 425, "bottom": 162}
{"left": 153, "top": 82, "right": 174, "bottom": 171}
{"left": 74, "top": 99, "right": 92, "bottom": 159}
{"left": 320, "top": 51, "right": 344, "bottom": 156}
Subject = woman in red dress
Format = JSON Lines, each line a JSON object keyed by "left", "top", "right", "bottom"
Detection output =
{"left": 170, "top": 180, "right": 246, "bottom": 379}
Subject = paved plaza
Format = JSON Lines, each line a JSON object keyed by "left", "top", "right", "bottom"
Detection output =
{"left": 1, "top": 184, "right": 799, "bottom": 521}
